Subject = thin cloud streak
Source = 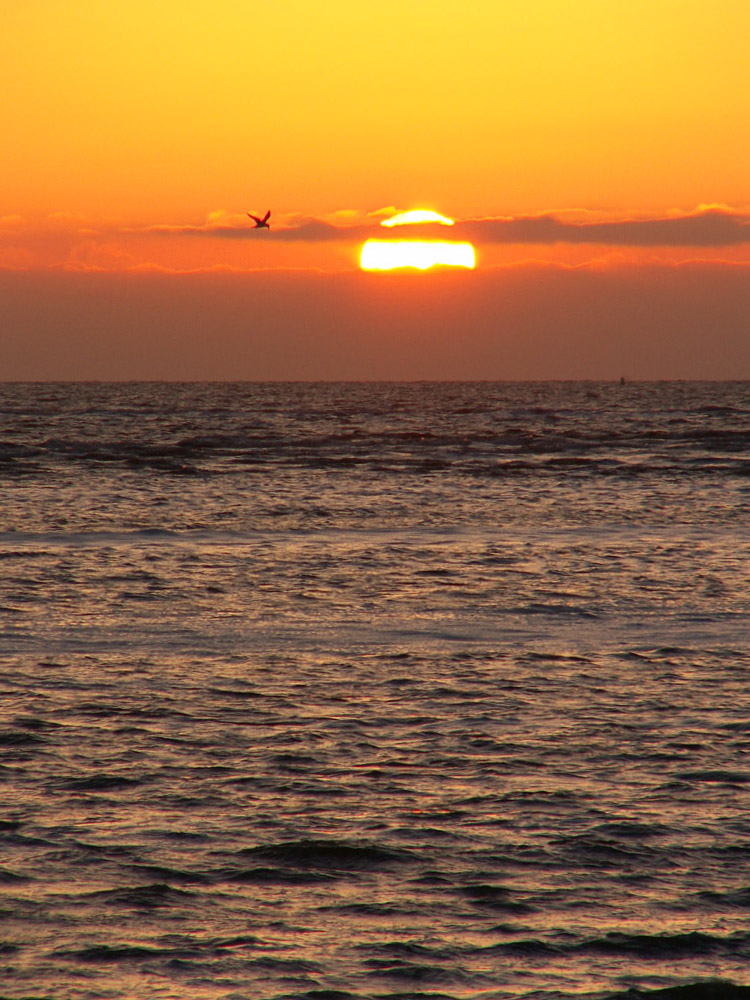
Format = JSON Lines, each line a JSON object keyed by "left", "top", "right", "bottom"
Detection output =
{"left": 136, "top": 207, "right": 750, "bottom": 247}
{"left": 459, "top": 208, "right": 750, "bottom": 247}
{"left": 143, "top": 218, "right": 371, "bottom": 242}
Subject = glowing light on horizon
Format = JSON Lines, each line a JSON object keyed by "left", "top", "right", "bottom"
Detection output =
{"left": 360, "top": 240, "right": 475, "bottom": 271}
{"left": 381, "top": 210, "right": 455, "bottom": 227}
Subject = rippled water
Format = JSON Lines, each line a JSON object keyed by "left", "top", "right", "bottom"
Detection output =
{"left": 2, "top": 382, "right": 750, "bottom": 999}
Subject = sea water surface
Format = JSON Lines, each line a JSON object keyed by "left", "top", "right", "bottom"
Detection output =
{"left": 1, "top": 381, "right": 750, "bottom": 1000}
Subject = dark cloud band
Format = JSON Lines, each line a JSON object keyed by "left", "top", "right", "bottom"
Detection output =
{"left": 144, "top": 208, "right": 750, "bottom": 247}
{"left": 459, "top": 209, "right": 750, "bottom": 246}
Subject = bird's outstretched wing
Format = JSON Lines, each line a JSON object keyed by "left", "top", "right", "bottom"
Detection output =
{"left": 262, "top": 210, "right": 271, "bottom": 223}
{"left": 247, "top": 213, "right": 261, "bottom": 224}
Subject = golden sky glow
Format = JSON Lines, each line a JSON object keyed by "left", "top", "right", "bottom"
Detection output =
{"left": 3, "top": 1, "right": 748, "bottom": 227}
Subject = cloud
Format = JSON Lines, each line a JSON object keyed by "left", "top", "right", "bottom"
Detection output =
{"left": 140, "top": 215, "right": 371, "bottom": 242}
{"left": 458, "top": 207, "right": 750, "bottom": 247}
{"left": 64, "top": 240, "right": 137, "bottom": 271}
{"left": 3, "top": 207, "right": 748, "bottom": 275}
{"left": 133, "top": 206, "right": 750, "bottom": 247}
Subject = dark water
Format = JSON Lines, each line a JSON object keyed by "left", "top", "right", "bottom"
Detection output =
{"left": 1, "top": 381, "right": 750, "bottom": 1000}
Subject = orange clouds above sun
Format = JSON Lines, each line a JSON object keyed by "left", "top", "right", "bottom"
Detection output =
{"left": 1, "top": 205, "right": 748, "bottom": 275}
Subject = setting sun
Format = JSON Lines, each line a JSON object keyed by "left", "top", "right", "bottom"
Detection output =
{"left": 360, "top": 240, "right": 476, "bottom": 271}
{"left": 363, "top": 208, "right": 474, "bottom": 269}
{"left": 381, "top": 210, "right": 455, "bottom": 227}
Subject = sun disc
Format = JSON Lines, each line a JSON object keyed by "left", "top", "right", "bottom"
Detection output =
{"left": 381, "top": 210, "right": 454, "bottom": 227}
{"left": 360, "top": 240, "right": 475, "bottom": 271}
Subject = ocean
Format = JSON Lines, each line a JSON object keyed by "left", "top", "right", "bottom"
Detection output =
{"left": 1, "top": 381, "right": 750, "bottom": 1000}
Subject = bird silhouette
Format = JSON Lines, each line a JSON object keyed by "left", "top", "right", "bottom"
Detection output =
{"left": 247, "top": 210, "right": 271, "bottom": 229}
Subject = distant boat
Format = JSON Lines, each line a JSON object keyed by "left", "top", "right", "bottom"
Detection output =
{"left": 247, "top": 210, "right": 271, "bottom": 229}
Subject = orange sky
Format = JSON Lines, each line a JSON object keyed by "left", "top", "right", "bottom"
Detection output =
{"left": 4, "top": 2, "right": 748, "bottom": 221}
{"left": 1, "top": 1, "right": 748, "bottom": 377}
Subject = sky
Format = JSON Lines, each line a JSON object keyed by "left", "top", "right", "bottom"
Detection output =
{"left": 2, "top": 0, "right": 748, "bottom": 379}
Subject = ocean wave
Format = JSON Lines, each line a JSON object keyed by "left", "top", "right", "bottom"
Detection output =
{"left": 584, "top": 931, "right": 750, "bottom": 959}
{"left": 607, "top": 981, "right": 750, "bottom": 999}
{"left": 237, "top": 838, "right": 419, "bottom": 872}
{"left": 82, "top": 883, "right": 197, "bottom": 909}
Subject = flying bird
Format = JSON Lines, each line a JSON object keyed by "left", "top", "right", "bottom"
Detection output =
{"left": 247, "top": 210, "right": 271, "bottom": 229}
